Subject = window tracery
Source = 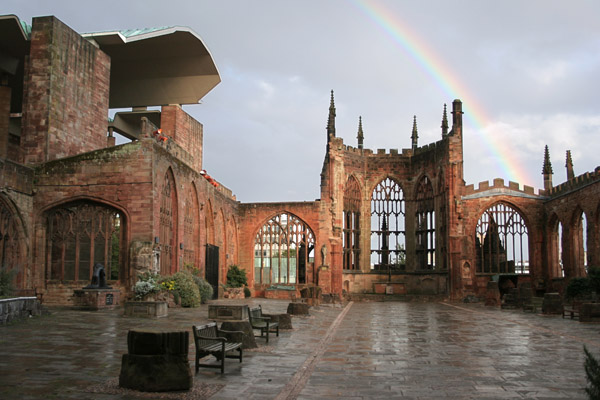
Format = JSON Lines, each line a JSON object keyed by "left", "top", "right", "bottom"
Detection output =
{"left": 371, "top": 178, "right": 405, "bottom": 270}
{"left": 254, "top": 213, "right": 314, "bottom": 285}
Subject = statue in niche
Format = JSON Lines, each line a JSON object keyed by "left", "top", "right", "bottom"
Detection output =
{"left": 321, "top": 245, "right": 327, "bottom": 266}
{"left": 84, "top": 263, "right": 111, "bottom": 289}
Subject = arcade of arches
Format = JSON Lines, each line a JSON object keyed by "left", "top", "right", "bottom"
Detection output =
{"left": 1, "top": 15, "right": 599, "bottom": 304}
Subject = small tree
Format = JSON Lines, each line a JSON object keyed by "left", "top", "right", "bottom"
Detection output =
{"left": 584, "top": 345, "right": 600, "bottom": 399}
{"left": 226, "top": 265, "right": 248, "bottom": 288}
{"left": 566, "top": 277, "right": 593, "bottom": 301}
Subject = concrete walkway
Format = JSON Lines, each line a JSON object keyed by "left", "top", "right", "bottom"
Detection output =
{"left": 0, "top": 299, "right": 598, "bottom": 399}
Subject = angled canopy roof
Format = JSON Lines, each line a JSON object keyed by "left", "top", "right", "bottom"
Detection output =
{"left": 83, "top": 26, "right": 221, "bottom": 108}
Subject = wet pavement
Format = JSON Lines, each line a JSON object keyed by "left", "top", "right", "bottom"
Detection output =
{"left": 1, "top": 299, "right": 599, "bottom": 399}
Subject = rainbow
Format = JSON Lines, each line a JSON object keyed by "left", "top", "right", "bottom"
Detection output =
{"left": 350, "top": 0, "right": 535, "bottom": 186}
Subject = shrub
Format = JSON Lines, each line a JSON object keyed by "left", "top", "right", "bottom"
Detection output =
{"left": 133, "top": 271, "right": 161, "bottom": 300}
{"left": 226, "top": 265, "right": 248, "bottom": 288}
{"left": 588, "top": 266, "right": 600, "bottom": 294}
{"left": 585, "top": 345, "right": 600, "bottom": 399}
{"left": 244, "top": 286, "right": 252, "bottom": 298}
{"left": 193, "top": 275, "right": 214, "bottom": 304}
{"left": 566, "top": 277, "right": 593, "bottom": 300}
{"left": 0, "top": 268, "right": 15, "bottom": 297}
{"left": 165, "top": 271, "right": 201, "bottom": 307}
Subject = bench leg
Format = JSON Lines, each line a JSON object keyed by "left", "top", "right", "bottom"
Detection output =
{"left": 267, "top": 321, "right": 271, "bottom": 343}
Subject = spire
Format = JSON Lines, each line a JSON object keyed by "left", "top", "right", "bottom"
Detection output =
{"left": 357, "top": 116, "right": 364, "bottom": 149}
{"left": 441, "top": 103, "right": 449, "bottom": 136}
{"left": 411, "top": 115, "right": 418, "bottom": 150}
{"left": 326, "top": 90, "right": 336, "bottom": 139}
{"left": 542, "top": 145, "right": 553, "bottom": 190}
{"left": 566, "top": 150, "right": 574, "bottom": 180}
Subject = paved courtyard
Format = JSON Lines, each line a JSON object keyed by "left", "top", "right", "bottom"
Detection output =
{"left": 0, "top": 299, "right": 598, "bottom": 399}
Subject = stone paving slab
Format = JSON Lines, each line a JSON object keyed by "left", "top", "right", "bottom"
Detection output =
{"left": 0, "top": 299, "right": 599, "bottom": 399}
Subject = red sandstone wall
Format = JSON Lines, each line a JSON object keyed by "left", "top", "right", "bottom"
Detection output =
{"left": 160, "top": 105, "right": 203, "bottom": 171}
{"left": 21, "top": 16, "right": 110, "bottom": 165}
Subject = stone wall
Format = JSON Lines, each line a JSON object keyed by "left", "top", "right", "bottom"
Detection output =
{"left": 0, "top": 297, "right": 42, "bottom": 325}
{"left": 21, "top": 16, "right": 110, "bottom": 165}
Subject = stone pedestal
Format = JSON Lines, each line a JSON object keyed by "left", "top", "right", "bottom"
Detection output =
{"left": 542, "top": 292, "right": 563, "bottom": 314}
{"left": 119, "top": 330, "right": 192, "bottom": 392}
{"left": 580, "top": 303, "right": 600, "bottom": 322}
{"left": 287, "top": 302, "right": 310, "bottom": 315}
{"left": 72, "top": 288, "right": 120, "bottom": 310}
{"left": 209, "top": 304, "right": 249, "bottom": 320}
{"left": 263, "top": 313, "right": 293, "bottom": 329}
{"left": 485, "top": 281, "right": 501, "bottom": 306}
{"left": 124, "top": 301, "right": 168, "bottom": 318}
{"left": 220, "top": 320, "right": 257, "bottom": 349}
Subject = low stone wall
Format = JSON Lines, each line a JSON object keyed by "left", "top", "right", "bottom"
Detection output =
{"left": 0, "top": 297, "right": 42, "bottom": 324}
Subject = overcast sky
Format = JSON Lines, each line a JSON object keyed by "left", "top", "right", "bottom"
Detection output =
{"left": 5, "top": 0, "right": 600, "bottom": 202}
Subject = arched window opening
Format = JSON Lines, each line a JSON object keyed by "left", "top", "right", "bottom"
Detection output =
{"left": 0, "top": 200, "right": 23, "bottom": 285}
{"left": 556, "top": 221, "right": 564, "bottom": 278}
{"left": 47, "top": 202, "right": 123, "bottom": 282}
{"left": 254, "top": 213, "right": 315, "bottom": 285}
{"left": 416, "top": 176, "right": 435, "bottom": 270}
{"left": 475, "top": 203, "right": 529, "bottom": 274}
{"left": 159, "top": 171, "right": 177, "bottom": 275}
{"left": 574, "top": 211, "right": 588, "bottom": 275}
{"left": 437, "top": 169, "right": 448, "bottom": 270}
{"left": 343, "top": 176, "right": 361, "bottom": 271}
{"left": 371, "top": 178, "right": 405, "bottom": 271}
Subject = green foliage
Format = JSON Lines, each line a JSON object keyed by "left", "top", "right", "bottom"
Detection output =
{"left": 226, "top": 265, "right": 248, "bottom": 288}
{"left": 193, "top": 275, "right": 214, "bottom": 303}
{"left": 164, "top": 271, "right": 201, "bottom": 307}
{"left": 183, "top": 264, "right": 213, "bottom": 303}
{"left": 566, "top": 277, "right": 593, "bottom": 300}
{"left": 587, "top": 266, "right": 600, "bottom": 294}
{"left": 0, "top": 268, "right": 15, "bottom": 297}
{"left": 584, "top": 346, "right": 600, "bottom": 399}
{"left": 244, "top": 286, "right": 252, "bottom": 298}
{"left": 133, "top": 271, "right": 161, "bottom": 300}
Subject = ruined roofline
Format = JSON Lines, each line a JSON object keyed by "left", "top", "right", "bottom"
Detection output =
{"left": 334, "top": 136, "right": 446, "bottom": 158}
{"left": 463, "top": 178, "right": 542, "bottom": 199}
{"left": 546, "top": 166, "right": 600, "bottom": 198}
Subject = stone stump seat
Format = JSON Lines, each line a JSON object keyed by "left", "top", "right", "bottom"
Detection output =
{"left": 119, "top": 330, "right": 192, "bottom": 392}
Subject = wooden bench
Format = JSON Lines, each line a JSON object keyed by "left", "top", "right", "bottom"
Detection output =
{"left": 248, "top": 305, "right": 279, "bottom": 343}
{"left": 563, "top": 304, "right": 581, "bottom": 320}
{"left": 192, "top": 322, "right": 243, "bottom": 374}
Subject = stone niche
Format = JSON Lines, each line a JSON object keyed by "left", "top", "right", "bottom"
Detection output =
{"left": 119, "top": 329, "right": 192, "bottom": 392}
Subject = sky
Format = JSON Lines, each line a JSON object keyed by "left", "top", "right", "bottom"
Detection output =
{"left": 5, "top": 0, "right": 600, "bottom": 202}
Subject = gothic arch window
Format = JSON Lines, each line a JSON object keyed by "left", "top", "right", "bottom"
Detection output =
{"left": 159, "top": 170, "right": 177, "bottom": 275}
{"left": 46, "top": 201, "right": 124, "bottom": 282}
{"left": 573, "top": 210, "right": 588, "bottom": 275}
{"left": 416, "top": 176, "right": 435, "bottom": 270}
{"left": 0, "top": 199, "right": 23, "bottom": 286}
{"left": 183, "top": 184, "right": 200, "bottom": 268}
{"left": 437, "top": 168, "right": 447, "bottom": 270}
{"left": 254, "top": 213, "right": 315, "bottom": 285}
{"left": 343, "top": 176, "right": 361, "bottom": 271}
{"left": 371, "top": 178, "right": 405, "bottom": 270}
{"left": 549, "top": 216, "right": 564, "bottom": 278}
{"left": 475, "top": 203, "right": 529, "bottom": 274}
